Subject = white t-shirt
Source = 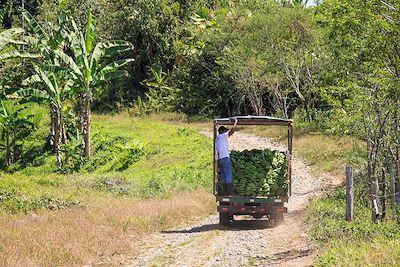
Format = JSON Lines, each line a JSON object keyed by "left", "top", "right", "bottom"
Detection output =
{"left": 216, "top": 132, "right": 229, "bottom": 159}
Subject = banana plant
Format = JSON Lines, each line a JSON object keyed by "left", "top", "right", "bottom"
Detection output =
{"left": 56, "top": 10, "right": 134, "bottom": 157}
{"left": 20, "top": 67, "right": 74, "bottom": 167}
{"left": 0, "top": 101, "right": 33, "bottom": 166}
{"left": 17, "top": 2, "right": 69, "bottom": 148}
{"left": 0, "top": 27, "right": 39, "bottom": 61}
{"left": 20, "top": 1, "right": 69, "bottom": 63}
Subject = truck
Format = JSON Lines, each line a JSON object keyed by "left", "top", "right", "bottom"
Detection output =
{"left": 213, "top": 116, "right": 293, "bottom": 226}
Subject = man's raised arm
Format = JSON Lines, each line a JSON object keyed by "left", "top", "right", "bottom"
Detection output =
{"left": 228, "top": 118, "right": 238, "bottom": 136}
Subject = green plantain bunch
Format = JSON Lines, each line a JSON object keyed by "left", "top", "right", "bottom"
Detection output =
{"left": 231, "top": 149, "right": 287, "bottom": 197}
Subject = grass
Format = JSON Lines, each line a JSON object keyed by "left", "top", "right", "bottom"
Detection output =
{"left": 0, "top": 190, "right": 215, "bottom": 266}
{"left": 308, "top": 187, "right": 400, "bottom": 266}
{"left": 1, "top": 110, "right": 213, "bottom": 211}
{"left": 0, "top": 109, "right": 215, "bottom": 265}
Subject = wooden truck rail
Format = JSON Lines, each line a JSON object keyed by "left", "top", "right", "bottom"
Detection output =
{"left": 213, "top": 116, "right": 293, "bottom": 226}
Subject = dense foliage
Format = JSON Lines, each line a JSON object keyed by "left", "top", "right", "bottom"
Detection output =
{"left": 3, "top": 0, "right": 397, "bottom": 167}
{"left": 231, "top": 149, "right": 287, "bottom": 196}
{"left": 0, "top": 1, "right": 397, "bottom": 125}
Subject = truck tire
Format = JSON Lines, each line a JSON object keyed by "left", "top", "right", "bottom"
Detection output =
{"left": 272, "top": 213, "right": 284, "bottom": 226}
{"left": 219, "top": 212, "right": 231, "bottom": 225}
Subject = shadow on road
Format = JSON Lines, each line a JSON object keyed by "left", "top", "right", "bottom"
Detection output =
{"left": 162, "top": 220, "right": 274, "bottom": 234}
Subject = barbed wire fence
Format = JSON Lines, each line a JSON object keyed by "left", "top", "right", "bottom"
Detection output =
{"left": 347, "top": 160, "right": 400, "bottom": 223}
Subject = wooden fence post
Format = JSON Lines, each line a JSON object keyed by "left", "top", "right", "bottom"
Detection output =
{"left": 346, "top": 165, "right": 353, "bottom": 221}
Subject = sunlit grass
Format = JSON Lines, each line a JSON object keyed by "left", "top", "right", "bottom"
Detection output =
{"left": 309, "top": 188, "right": 400, "bottom": 266}
{"left": 0, "top": 190, "right": 215, "bottom": 266}
{"left": 0, "top": 111, "right": 213, "bottom": 212}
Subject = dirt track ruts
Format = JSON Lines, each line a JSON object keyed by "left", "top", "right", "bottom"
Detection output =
{"left": 92, "top": 130, "right": 342, "bottom": 267}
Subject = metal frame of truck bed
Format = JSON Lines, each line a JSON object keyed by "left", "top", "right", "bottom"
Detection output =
{"left": 213, "top": 116, "right": 293, "bottom": 225}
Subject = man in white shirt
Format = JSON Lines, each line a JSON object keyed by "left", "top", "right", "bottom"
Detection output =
{"left": 216, "top": 118, "right": 238, "bottom": 196}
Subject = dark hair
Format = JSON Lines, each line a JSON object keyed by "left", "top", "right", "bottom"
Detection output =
{"left": 218, "top": 126, "right": 229, "bottom": 134}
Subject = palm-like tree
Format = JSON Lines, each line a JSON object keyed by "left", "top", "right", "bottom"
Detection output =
{"left": 56, "top": 10, "right": 134, "bottom": 157}
{"left": 144, "top": 68, "right": 177, "bottom": 113}
{"left": 20, "top": 4, "right": 70, "bottom": 148}
{"left": 2, "top": 4, "right": 133, "bottom": 163}
{"left": 0, "top": 26, "right": 38, "bottom": 166}
{"left": 20, "top": 67, "right": 74, "bottom": 166}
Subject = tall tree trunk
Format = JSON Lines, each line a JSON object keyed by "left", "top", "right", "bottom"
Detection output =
{"left": 5, "top": 130, "right": 11, "bottom": 166}
{"left": 49, "top": 103, "right": 56, "bottom": 147}
{"left": 78, "top": 93, "right": 84, "bottom": 133}
{"left": 60, "top": 110, "right": 67, "bottom": 145}
{"left": 82, "top": 92, "right": 91, "bottom": 157}
{"left": 60, "top": 108, "right": 69, "bottom": 163}
{"left": 55, "top": 108, "right": 62, "bottom": 167}
{"left": 12, "top": 127, "right": 18, "bottom": 163}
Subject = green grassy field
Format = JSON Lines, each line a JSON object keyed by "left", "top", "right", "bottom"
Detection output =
{"left": 0, "top": 109, "right": 212, "bottom": 214}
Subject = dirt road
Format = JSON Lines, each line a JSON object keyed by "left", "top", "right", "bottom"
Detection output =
{"left": 95, "top": 131, "right": 342, "bottom": 267}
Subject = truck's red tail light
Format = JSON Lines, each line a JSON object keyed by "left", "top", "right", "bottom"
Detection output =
{"left": 275, "top": 207, "right": 285, "bottom": 212}
{"left": 222, "top": 207, "right": 229, "bottom": 212}
{"left": 240, "top": 207, "right": 246, "bottom": 211}
{"left": 260, "top": 208, "right": 265, "bottom": 212}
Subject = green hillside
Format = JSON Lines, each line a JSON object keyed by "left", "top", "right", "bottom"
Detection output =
{"left": 0, "top": 109, "right": 212, "bottom": 214}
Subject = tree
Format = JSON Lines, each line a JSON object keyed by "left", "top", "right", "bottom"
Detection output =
{"left": 317, "top": 0, "right": 400, "bottom": 221}
{"left": 0, "top": 26, "right": 37, "bottom": 166}
{"left": 56, "top": 10, "right": 134, "bottom": 157}
{"left": 207, "top": 5, "right": 318, "bottom": 117}
{"left": 20, "top": 5, "right": 70, "bottom": 148}
{"left": 20, "top": 68, "right": 74, "bottom": 167}
{"left": 142, "top": 68, "right": 179, "bottom": 113}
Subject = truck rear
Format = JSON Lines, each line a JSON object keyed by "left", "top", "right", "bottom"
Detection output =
{"left": 213, "top": 116, "right": 293, "bottom": 226}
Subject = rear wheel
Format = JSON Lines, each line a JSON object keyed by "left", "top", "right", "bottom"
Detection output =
{"left": 219, "top": 212, "right": 232, "bottom": 225}
{"left": 271, "top": 213, "right": 284, "bottom": 226}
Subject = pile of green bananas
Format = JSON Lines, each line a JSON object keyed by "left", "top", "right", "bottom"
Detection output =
{"left": 231, "top": 149, "right": 287, "bottom": 197}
